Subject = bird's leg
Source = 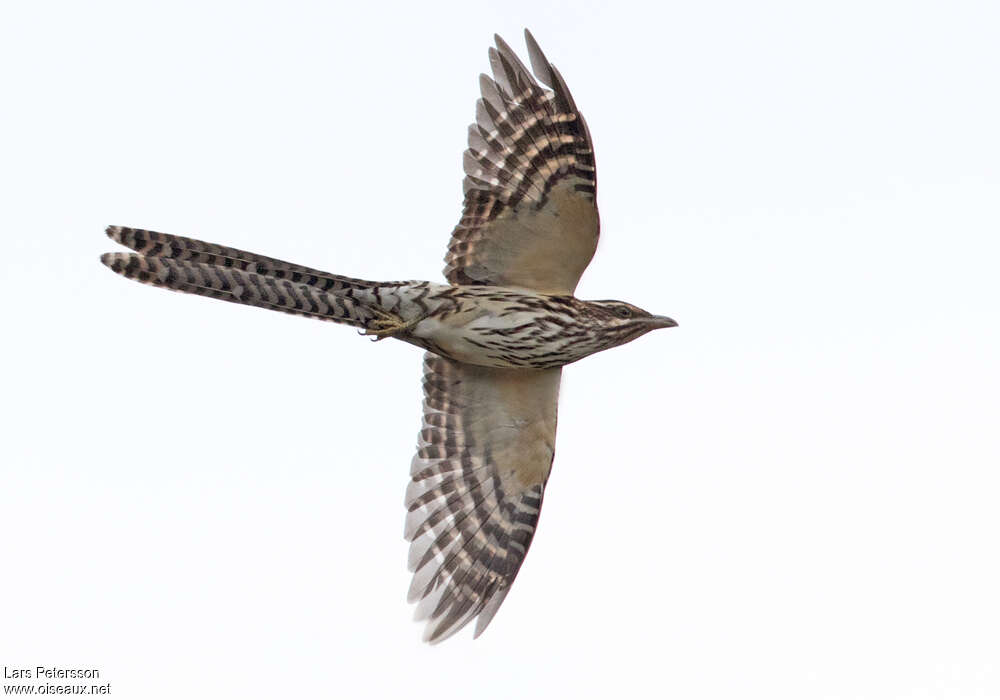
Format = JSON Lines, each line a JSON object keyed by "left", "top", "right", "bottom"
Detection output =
{"left": 362, "top": 307, "right": 427, "bottom": 341}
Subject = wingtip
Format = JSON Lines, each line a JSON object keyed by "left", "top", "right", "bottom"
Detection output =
{"left": 493, "top": 32, "right": 513, "bottom": 54}
{"left": 522, "top": 28, "right": 553, "bottom": 87}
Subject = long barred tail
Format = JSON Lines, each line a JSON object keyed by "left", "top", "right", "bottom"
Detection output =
{"left": 101, "top": 225, "right": 395, "bottom": 329}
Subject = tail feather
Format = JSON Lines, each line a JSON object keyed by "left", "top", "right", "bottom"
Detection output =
{"left": 101, "top": 251, "right": 383, "bottom": 329}
{"left": 105, "top": 225, "right": 391, "bottom": 291}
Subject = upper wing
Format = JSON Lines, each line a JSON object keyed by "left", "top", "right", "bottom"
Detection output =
{"left": 406, "top": 353, "right": 561, "bottom": 642}
{"left": 444, "top": 30, "right": 599, "bottom": 295}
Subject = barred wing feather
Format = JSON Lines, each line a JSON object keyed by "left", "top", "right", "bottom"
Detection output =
{"left": 406, "top": 354, "right": 560, "bottom": 642}
{"left": 444, "top": 30, "right": 599, "bottom": 295}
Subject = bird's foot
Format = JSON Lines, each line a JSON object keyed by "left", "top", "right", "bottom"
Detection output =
{"left": 363, "top": 308, "right": 422, "bottom": 341}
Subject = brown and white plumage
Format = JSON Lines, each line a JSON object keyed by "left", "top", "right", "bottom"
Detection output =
{"left": 101, "top": 226, "right": 406, "bottom": 329}
{"left": 446, "top": 31, "right": 599, "bottom": 296}
{"left": 405, "top": 32, "right": 600, "bottom": 640}
{"left": 406, "top": 355, "right": 558, "bottom": 641}
{"left": 100, "top": 30, "right": 677, "bottom": 644}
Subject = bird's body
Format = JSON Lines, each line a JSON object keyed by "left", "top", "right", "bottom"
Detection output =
{"left": 104, "top": 230, "right": 674, "bottom": 370}
{"left": 101, "top": 30, "right": 677, "bottom": 642}
{"left": 405, "top": 286, "right": 675, "bottom": 369}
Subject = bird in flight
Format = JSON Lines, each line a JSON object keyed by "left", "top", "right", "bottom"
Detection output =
{"left": 101, "top": 30, "right": 678, "bottom": 643}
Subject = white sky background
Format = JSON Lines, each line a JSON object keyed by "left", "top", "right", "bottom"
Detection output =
{"left": 2, "top": 0, "right": 998, "bottom": 697}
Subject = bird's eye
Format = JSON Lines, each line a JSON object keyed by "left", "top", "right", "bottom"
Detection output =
{"left": 616, "top": 306, "right": 632, "bottom": 319}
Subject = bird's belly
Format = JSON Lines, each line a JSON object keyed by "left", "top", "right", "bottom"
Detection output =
{"left": 410, "top": 312, "right": 584, "bottom": 370}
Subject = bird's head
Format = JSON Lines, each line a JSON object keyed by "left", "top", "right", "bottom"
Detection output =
{"left": 585, "top": 300, "right": 678, "bottom": 348}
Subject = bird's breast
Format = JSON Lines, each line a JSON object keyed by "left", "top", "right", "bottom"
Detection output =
{"left": 410, "top": 301, "right": 592, "bottom": 370}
